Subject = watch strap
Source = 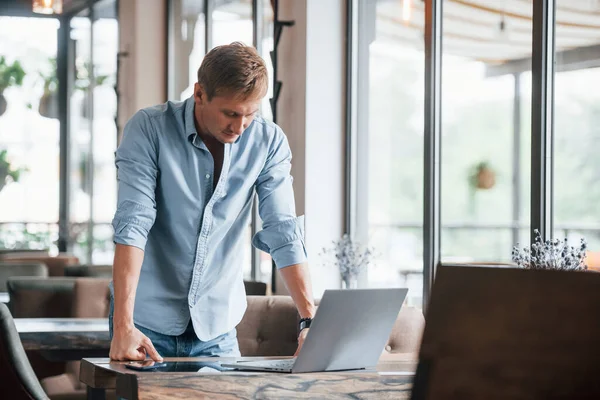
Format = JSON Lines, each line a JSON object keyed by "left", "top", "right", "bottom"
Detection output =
{"left": 299, "top": 317, "right": 312, "bottom": 332}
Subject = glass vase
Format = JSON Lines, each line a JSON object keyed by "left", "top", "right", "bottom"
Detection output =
{"left": 341, "top": 276, "right": 358, "bottom": 289}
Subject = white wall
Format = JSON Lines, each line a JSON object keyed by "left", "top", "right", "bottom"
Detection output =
{"left": 277, "top": 0, "right": 346, "bottom": 298}
{"left": 117, "top": 0, "right": 167, "bottom": 142}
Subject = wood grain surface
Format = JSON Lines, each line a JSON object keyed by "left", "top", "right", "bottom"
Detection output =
{"left": 81, "top": 357, "right": 417, "bottom": 400}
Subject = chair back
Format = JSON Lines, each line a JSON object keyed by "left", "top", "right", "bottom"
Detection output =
{"left": 0, "top": 253, "right": 79, "bottom": 276}
{"left": 237, "top": 295, "right": 424, "bottom": 357}
{"left": 0, "top": 303, "right": 49, "bottom": 400}
{"left": 71, "top": 278, "right": 111, "bottom": 318}
{"left": 7, "top": 277, "right": 75, "bottom": 318}
{"left": 237, "top": 296, "right": 299, "bottom": 356}
{"left": 64, "top": 264, "right": 112, "bottom": 278}
{"left": 0, "top": 262, "right": 48, "bottom": 292}
{"left": 411, "top": 265, "right": 600, "bottom": 399}
{"left": 243, "top": 280, "right": 268, "bottom": 296}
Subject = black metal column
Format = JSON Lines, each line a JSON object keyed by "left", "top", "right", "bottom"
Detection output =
{"left": 423, "top": 0, "right": 443, "bottom": 312}
{"left": 57, "top": 16, "right": 72, "bottom": 253}
{"left": 252, "top": 0, "right": 263, "bottom": 54}
{"left": 531, "top": 0, "right": 555, "bottom": 243}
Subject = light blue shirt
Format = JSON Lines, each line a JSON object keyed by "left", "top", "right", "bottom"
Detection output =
{"left": 111, "top": 96, "right": 307, "bottom": 341}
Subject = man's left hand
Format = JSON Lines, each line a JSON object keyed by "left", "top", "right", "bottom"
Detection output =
{"left": 294, "top": 328, "right": 309, "bottom": 356}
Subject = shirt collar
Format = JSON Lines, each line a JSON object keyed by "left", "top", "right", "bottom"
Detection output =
{"left": 184, "top": 96, "right": 197, "bottom": 139}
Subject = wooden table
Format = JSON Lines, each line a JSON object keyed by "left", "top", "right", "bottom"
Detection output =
{"left": 0, "top": 292, "right": 8, "bottom": 303}
{"left": 15, "top": 318, "right": 110, "bottom": 361}
{"left": 80, "top": 356, "right": 416, "bottom": 400}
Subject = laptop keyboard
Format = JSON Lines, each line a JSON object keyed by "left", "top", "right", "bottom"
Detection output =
{"left": 241, "top": 359, "right": 295, "bottom": 369}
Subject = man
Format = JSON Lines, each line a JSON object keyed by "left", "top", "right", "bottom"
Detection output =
{"left": 109, "top": 42, "right": 315, "bottom": 362}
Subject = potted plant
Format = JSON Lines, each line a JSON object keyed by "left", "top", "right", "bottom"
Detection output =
{"left": 467, "top": 161, "right": 497, "bottom": 216}
{"left": 469, "top": 161, "right": 496, "bottom": 190}
{"left": 512, "top": 230, "right": 588, "bottom": 271}
{"left": 0, "top": 149, "right": 26, "bottom": 192}
{"left": 75, "top": 60, "right": 110, "bottom": 119}
{"left": 0, "top": 56, "right": 26, "bottom": 117}
{"left": 38, "top": 57, "right": 58, "bottom": 119}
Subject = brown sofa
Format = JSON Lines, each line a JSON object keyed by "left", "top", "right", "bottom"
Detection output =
{"left": 237, "top": 296, "right": 424, "bottom": 357}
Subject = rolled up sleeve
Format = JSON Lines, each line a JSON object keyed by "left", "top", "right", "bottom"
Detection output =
{"left": 112, "top": 110, "right": 158, "bottom": 251}
{"left": 252, "top": 128, "right": 307, "bottom": 268}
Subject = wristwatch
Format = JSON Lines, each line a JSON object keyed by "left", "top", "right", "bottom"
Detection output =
{"left": 298, "top": 317, "right": 312, "bottom": 332}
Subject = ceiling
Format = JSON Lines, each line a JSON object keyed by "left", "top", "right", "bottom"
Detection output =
{"left": 377, "top": 0, "right": 600, "bottom": 65}
{"left": 193, "top": 0, "right": 600, "bottom": 67}
{"left": 0, "top": 0, "right": 98, "bottom": 17}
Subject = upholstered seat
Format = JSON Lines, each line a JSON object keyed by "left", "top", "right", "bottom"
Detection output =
{"left": 39, "top": 278, "right": 111, "bottom": 400}
{"left": 7, "top": 277, "right": 76, "bottom": 318}
{"left": 6, "top": 277, "right": 79, "bottom": 386}
{"left": 238, "top": 295, "right": 300, "bottom": 356}
{"left": 0, "top": 262, "right": 48, "bottom": 292}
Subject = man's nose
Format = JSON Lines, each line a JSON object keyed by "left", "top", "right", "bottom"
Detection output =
{"left": 232, "top": 117, "right": 246, "bottom": 134}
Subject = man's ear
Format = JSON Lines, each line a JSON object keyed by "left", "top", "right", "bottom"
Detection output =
{"left": 194, "top": 83, "right": 205, "bottom": 104}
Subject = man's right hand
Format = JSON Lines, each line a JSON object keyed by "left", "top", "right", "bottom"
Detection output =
{"left": 109, "top": 325, "right": 163, "bottom": 362}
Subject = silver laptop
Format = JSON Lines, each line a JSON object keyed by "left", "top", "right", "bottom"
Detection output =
{"left": 221, "top": 288, "right": 408, "bottom": 373}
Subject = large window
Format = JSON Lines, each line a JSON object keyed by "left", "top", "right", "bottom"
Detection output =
{"left": 0, "top": 2, "right": 118, "bottom": 263}
{"left": 0, "top": 17, "right": 60, "bottom": 251}
{"left": 213, "top": 1, "right": 252, "bottom": 48}
{"left": 553, "top": 2, "right": 600, "bottom": 264}
{"left": 69, "top": 0, "right": 118, "bottom": 264}
{"left": 355, "top": 0, "right": 425, "bottom": 307}
{"left": 350, "top": 0, "right": 600, "bottom": 305}
{"left": 440, "top": 1, "right": 533, "bottom": 263}
{"left": 168, "top": 0, "right": 205, "bottom": 100}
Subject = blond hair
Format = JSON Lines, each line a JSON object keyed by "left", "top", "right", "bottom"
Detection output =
{"left": 197, "top": 42, "right": 268, "bottom": 101}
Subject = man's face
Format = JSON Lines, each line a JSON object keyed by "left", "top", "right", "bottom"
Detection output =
{"left": 193, "top": 83, "right": 261, "bottom": 144}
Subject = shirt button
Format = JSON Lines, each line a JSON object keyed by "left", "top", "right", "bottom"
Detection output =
{"left": 205, "top": 174, "right": 211, "bottom": 179}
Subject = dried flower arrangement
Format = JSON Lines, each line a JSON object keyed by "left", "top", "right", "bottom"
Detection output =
{"left": 512, "top": 230, "right": 588, "bottom": 271}
{"left": 321, "top": 234, "right": 375, "bottom": 288}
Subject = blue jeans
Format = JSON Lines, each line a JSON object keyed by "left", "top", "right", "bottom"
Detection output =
{"left": 109, "top": 299, "right": 241, "bottom": 358}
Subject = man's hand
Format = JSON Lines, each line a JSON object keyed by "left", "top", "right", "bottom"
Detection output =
{"left": 109, "top": 325, "right": 163, "bottom": 362}
{"left": 294, "top": 328, "right": 309, "bottom": 357}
